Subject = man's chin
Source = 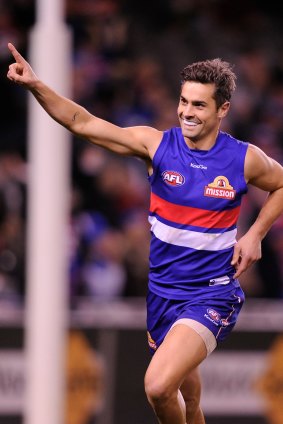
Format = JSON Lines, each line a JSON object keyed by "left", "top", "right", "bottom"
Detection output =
{"left": 181, "top": 128, "right": 198, "bottom": 140}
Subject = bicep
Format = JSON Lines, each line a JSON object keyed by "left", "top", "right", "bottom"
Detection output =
{"left": 79, "top": 116, "right": 162, "bottom": 158}
{"left": 245, "top": 144, "right": 283, "bottom": 191}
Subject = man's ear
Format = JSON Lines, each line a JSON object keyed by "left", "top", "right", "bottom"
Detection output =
{"left": 218, "top": 101, "right": 230, "bottom": 118}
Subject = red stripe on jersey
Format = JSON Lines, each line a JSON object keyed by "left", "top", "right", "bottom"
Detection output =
{"left": 150, "top": 192, "right": 240, "bottom": 229}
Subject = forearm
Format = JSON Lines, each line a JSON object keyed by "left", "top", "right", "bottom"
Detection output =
{"left": 28, "top": 80, "right": 157, "bottom": 156}
{"left": 7, "top": 43, "right": 159, "bottom": 158}
{"left": 29, "top": 80, "right": 92, "bottom": 135}
{"left": 248, "top": 187, "right": 283, "bottom": 240}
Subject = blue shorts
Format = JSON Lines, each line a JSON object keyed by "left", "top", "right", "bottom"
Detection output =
{"left": 146, "top": 281, "right": 245, "bottom": 355}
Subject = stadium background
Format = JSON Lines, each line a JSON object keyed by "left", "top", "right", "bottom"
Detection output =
{"left": 0, "top": 0, "right": 283, "bottom": 423}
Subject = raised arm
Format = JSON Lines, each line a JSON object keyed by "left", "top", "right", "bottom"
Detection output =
{"left": 7, "top": 43, "right": 162, "bottom": 161}
{"left": 231, "top": 143, "right": 283, "bottom": 277}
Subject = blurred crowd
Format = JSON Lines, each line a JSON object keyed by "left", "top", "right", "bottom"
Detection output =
{"left": 0, "top": 0, "right": 283, "bottom": 307}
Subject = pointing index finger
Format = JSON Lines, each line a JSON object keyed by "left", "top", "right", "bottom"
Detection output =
{"left": 8, "top": 43, "right": 26, "bottom": 64}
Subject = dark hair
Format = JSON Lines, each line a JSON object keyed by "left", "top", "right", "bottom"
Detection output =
{"left": 180, "top": 58, "right": 236, "bottom": 108}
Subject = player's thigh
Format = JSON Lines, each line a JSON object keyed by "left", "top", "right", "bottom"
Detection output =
{"left": 145, "top": 324, "right": 207, "bottom": 391}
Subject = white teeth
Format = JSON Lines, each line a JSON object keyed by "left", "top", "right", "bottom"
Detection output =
{"left": 184, "top": 120, "right": 197, "bottom": 126}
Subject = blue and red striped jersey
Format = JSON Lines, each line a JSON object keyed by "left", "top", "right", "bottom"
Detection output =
{"left": 148, "top": 127, "right": 248, "bottom": 299}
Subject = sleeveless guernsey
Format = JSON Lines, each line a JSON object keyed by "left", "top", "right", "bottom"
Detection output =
{"left": 148, "top": 127, "right": 248, "bottom": 299}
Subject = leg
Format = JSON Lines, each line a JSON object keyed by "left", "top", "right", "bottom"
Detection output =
{"left": 144, "top": 324, "right": 207, "bottom": 424}
{"left": 180, "top": 368, "right": 205, "bottom": 424}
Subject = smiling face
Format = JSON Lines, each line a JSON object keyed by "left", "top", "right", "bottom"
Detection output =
{"left": 177, "top": 81, "right": 230, "bottom": 150}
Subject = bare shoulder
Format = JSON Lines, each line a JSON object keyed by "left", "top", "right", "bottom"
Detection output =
{"left": 245, "top": 143, "right": 283, "bottom": 190}
{"left": 126, "top": 125, "right": 162, "bottom": 140}
{"left": 85, "top": 117, "right": 164, "bottom": 159}
{"left": 126, "top": 125, "right": 164, "bottom": 159}
{"left": 245, "top": 144, "right": 272, "bottom": 179}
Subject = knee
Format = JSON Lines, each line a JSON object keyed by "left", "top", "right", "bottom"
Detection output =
{"left": 144, "top": 373, "right": 173, "bottom": 407}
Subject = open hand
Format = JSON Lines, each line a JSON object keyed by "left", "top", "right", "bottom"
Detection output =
{"left": 7, "top": 43, "right": 38, "bottom": 88}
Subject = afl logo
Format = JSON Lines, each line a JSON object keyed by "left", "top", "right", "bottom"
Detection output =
{"left": 162, "top": 170, "right": 185, "bottom": 186}
{"left": 207, "top": 308, "right": 221, "bottom": 322}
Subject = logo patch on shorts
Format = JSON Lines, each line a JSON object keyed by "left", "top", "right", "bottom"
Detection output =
{"left": 205, "top": 308, "right": 230, "bottom": 327}
{"left": 220, "top": 318, "right": 230, "bottom": 327}
{"left": 206, "top": 308, "right": 221, "bottom": 324}
{"left": 147, "top": 331, "right": 157, "bottom": 350}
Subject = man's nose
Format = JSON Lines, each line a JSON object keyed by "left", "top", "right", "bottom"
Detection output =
{"left": 183, "top": 104, "right": 194, "bottom": 116}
